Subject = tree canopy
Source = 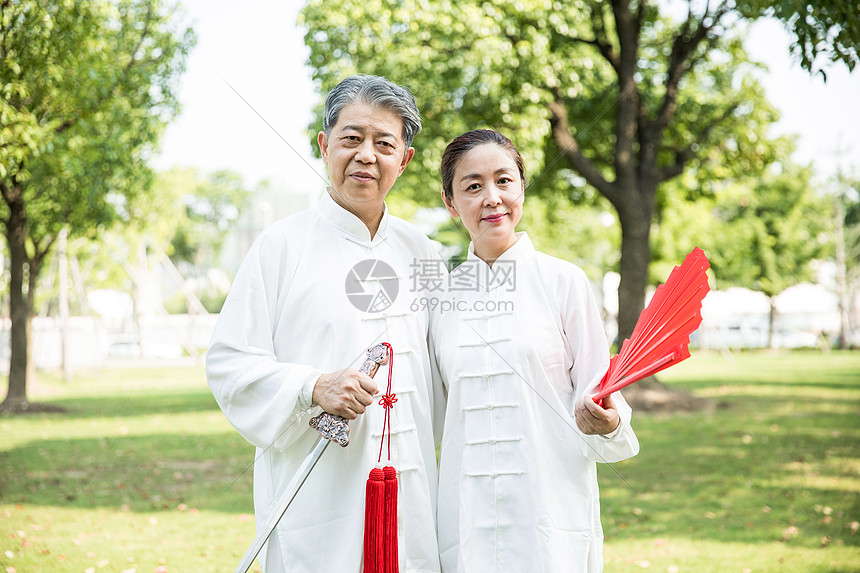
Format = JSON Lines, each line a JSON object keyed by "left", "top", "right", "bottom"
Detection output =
{"left": 0, "top": 0, "right": 194, "bottom": 411}
{"left": 711, "top": 164, "right": 829, "bottom": 299}
{"left": 738, "top": 0, "right": 859, "bottom": 75}
{"left": 300, "top": 0, "right": 817, "bottom": 343}
{"left": 709, "top": 163, "right": 831, "bottom": 346}
{"left": 165, "top": 168, "right": 251, "bottom": 272}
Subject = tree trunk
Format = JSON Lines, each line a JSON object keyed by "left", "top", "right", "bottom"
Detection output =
{"left": 26, "top": 251, "right": 41, "bottom": 386}
{"left": 616, "top": 210, "right": 651, "bottom": 344}
{"left": 1, "top": 188, "right": 31, "bottom": 412}
{"left": 834, "top": 195, "right": 848, "bottom": 350}
{"left": 768, "top": 296, "right": 777, "bottom": 350}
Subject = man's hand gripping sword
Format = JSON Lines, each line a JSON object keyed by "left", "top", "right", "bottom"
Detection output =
{"left": 233, "top": 343, "right": 390, "bottom": 573}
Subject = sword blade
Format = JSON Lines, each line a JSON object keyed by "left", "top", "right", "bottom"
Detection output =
{"left": 233, "top": 437, "right": 330, "bottom": 573}
{"left": 231, "top": 343, "right": 390, "bottom": 572}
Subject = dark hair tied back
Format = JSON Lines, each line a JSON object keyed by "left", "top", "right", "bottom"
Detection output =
{"left": 440, "top": 129, "right": 525, "bottom": 199}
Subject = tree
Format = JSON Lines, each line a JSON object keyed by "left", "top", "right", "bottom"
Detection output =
{"left": 832, "top": 167, "right": 860, "bottom": 349}
{"left": 300, "top": 0, "right": 796, "bottom": 345}
{"left": 739, "top": 0, "right": 860, "bottom": 75}
{"left": 0, "top": 1, "right": 194, "bottom": 412}
{"left": 158, "top": 167, "right": 251, "bottom": 313}
{"left": 709, "top": 163, "right": 831, "bottom": 347}
{"left": 166, "top": 168, "right": 251, "bottom": 277}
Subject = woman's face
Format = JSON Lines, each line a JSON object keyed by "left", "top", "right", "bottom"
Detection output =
{"left": 442, "top": 143, "right": 524, "bottom": 259}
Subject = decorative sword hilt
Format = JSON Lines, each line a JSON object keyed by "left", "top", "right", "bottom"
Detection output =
{"left": 308, "top": 343, "right": 390, "bottom": 447}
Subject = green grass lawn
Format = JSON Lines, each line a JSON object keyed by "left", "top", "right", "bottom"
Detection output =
{"left": 1, "top": 351, "right": 858, "bottom": 572}
{"left": 600, "top": 350, "right": 860, "bottom": 572}
{"left": 0, "top": 366, "right": 260, "bottom": 573}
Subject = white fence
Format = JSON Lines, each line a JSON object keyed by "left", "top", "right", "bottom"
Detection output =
{"left": 0, "top": 314, "right": 219, "bottom": 370}
{"left": 0, "top": 280, "right": 854, "bottom": 373}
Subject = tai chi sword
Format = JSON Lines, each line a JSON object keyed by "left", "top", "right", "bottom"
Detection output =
{"left": 233, "top": 344, "right": 390, "bottom": 573}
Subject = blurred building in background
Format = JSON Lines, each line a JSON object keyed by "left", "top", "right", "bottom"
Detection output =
{"left": 0, "top": 184, "right": 317, "bottom": 372}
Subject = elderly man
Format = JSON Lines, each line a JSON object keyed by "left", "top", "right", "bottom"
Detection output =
{"left": 207, "top": 75, "right": 443, "bottom": 572}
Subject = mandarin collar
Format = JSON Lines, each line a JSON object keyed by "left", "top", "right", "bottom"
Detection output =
{"left": 466, "top": 232, "right": 535, "bottom": 267}
{"left": 318, "top": 187, "right": 390, "bottom": 244}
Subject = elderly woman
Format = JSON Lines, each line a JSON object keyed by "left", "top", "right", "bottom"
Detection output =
{"left": 432, "top": 129, "right": 639, "bottom": 572}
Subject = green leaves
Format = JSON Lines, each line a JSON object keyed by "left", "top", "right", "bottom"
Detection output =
{"left": 0, "top": 0, "right": 194, "bottom": 406}
{"left": 299, "top": 0, "right": 850, "bottom": 340}
{"left": 737, "top": 0, "right": 860, "bottom": 75}
{"left": 0, "top": 0, "right": 195, "bottom": 243}
{"left": 710, "top": 164, "right": 831, "bottom": 297}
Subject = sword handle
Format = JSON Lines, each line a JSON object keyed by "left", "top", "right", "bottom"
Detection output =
{"left": 308, "top": 343, "right": 390, "bottom": 447}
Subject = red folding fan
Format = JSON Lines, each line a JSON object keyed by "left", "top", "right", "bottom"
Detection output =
{"left": 593, "top": 247, "right": 710, "bottom": 404}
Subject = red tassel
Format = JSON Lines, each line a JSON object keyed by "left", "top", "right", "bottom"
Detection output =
{"left": 363, "top": 468, "right": 385, "bottom": 573}
{"left": 365, "top": 343, "right": 399, "bottom": 573}
{"left": 383, "top": 465, "right": 399, "bottom": 573}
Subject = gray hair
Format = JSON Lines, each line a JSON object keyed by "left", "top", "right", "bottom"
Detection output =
{"left": 323, "top": 74, "right": 422, "bottom": 150}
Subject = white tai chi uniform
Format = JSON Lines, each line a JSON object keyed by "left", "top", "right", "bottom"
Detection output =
{"left": 432, "top": 233, "right": 639, "bottom": 573}
{"left": 207, "top": 189, "right": 445, "bottom": 573}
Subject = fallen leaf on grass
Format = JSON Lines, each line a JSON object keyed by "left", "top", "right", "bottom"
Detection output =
{"left": 121, "top": 569, "right": 136, "bottom": 573}
{"left": 849, "top": 521, "right": 859, "bottom": 534}
{"left": 97, "top": 559, "right": 109, "bottom": 567}
{"left": 653, "top": 538, "right": 667, "bottom": 547}
{"left": 667, "top": 566, "right": 679, "bottom": 573}
{"left": 155, "top": 566, "right": 168, "bottom": 573}
{"left": 3, "top": 551, "right": 13, "bottom": 559}
{"left": 636, "top": 561, "right": 651, "bottom": 568}
{"left": 85, "top": 568, "right": 95, "bottom": 573}
{"left": 781, "top": 525, "right": 799, "bottom": 541}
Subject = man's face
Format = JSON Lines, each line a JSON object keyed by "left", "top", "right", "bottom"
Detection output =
{"left": 318, "top": 102, "right": 415, "bottom": 212}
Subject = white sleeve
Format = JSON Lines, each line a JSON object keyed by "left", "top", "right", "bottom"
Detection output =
{"left": 205, "top": 233, "right": 323, "bottom": 452}
{"left": 562, "top": 266, "right": 640, "bottom": 464}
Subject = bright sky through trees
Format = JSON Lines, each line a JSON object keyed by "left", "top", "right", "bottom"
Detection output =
{"left": 153, "top": 1, "right": 859, "bottom": 188}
